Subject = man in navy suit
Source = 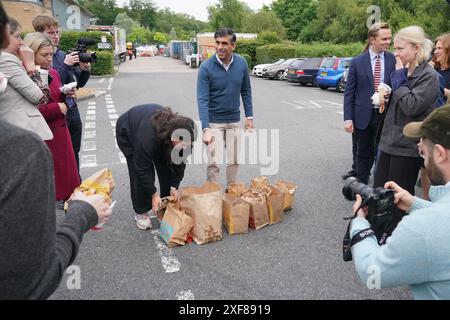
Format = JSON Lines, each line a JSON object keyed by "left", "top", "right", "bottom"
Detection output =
{"left": 343, "top": 22, "right": 396, "bottom": 184}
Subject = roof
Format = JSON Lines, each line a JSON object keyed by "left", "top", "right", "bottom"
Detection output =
{"left": 66, "top": 0, "right": 96, "bottom": 18}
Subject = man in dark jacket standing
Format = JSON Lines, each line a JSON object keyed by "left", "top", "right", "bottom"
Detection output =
{"left": 343, "top": 22, "right": 396, "bottom": 184}
{"left": 33, "top": 16, "right": 91, "bottom": 177}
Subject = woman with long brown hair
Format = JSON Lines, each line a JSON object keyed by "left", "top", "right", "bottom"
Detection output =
{"left": 433, "top": 33, "right": 450, "bottom": 102}
{"left": 116, "top": 104, "right": 196, "bottom": 230}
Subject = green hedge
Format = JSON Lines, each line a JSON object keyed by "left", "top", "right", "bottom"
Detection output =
{"left": 240, "top": 53, "right": 252, "bottom": 68}
{"left": 236, "top": 40, "right": 259, "bottom": 68}
{"left": 60, "top": 31, "right": 114, "bottom": 76}
{"left": 254, "top": 42, "right": 366, "bottom": 65}
{"left": 91, "top": 51, "right": 114, "bottom": 76}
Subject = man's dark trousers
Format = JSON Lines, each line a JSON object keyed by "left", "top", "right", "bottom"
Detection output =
{"left": 355, "top": 109, "right": 381, "bottom": 184}
{"left": 67, "top": 107, "right": 82, "bottom": 174}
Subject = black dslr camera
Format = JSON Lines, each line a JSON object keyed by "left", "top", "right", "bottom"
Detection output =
{"left": 68, "top": 38, "right": 97, "bottom": 64}
{"left": 342, "top": 177, "right": 396, "bottom": 262}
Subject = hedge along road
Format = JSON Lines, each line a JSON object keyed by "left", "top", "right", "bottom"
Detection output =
{"left": 49, "top": 56, "right": 411, "bottom": 300}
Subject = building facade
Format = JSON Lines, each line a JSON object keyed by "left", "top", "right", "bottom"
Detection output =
{"left": 3, "top": 0, "right": 95, "bottom": 32}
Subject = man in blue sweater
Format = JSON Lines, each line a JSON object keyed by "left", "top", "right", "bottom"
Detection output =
{"left": 350, "top": 106, "right": 450, "bottom": 299}
{"left": 197, "top": 28, "right": 254, "bottom": 186}
{"left": 33, "top": 16, "right": 91, "bottom": 180}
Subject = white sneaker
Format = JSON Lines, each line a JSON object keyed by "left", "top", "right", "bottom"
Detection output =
{"left": 135, "top": 213, "right": 152, "bottom": 230}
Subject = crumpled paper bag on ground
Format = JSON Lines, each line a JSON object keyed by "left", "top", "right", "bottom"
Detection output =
{"left": 227, "top": 181, "right": 247, "bottom": 197}
{"left": 180, "top": 181, "right": 223, "bottom": 245}
{"left": 261, "top": 185, "right": 285, "bottom": 225}
{"left": 275, "top": 180, "right": 298, "bottom": 211}
{"left": 250, "top": 176, "right": 269, "bottom": 190}
{"left": 223, "top": 193, "right": 250, "bottom": 235}
{"left": 241, "top": 189, "right": 269, "bottom": 230}
{"left": 159, "top": 196, "right": 194, "bottom": 248}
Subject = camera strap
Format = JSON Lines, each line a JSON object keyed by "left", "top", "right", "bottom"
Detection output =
{"left": 350, "top": 228, "right": 376, "bottom": 247}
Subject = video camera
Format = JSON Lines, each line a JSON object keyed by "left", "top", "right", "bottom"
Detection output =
{"left": 68, "top": 38, "right": 97, "bottom": 64}
{"left": 342, "top": 177, "right": 396, "bottom": 262}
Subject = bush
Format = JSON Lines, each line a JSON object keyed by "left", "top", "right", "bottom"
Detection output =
{"left": 59, "top": 31, "right": 112, "bottom": 52}
{"left": 235, "top": 40, "right": 259, "bottom": 68}
{"left": 240, "top": 54, "right": 252, "bottom": 68}
{"left": 91, "top": 51, "right": 114, "bottom": 76}
{"left": 60, "top": 31, "right": 114, "bottom": 76}
{"left": 255, "top": 42, "right": 365, "bottom": 64}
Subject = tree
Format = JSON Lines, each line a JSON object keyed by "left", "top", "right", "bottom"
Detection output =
{"left": 242, "top": 9, "right": 286, "bottom": 38}
{"left": 77, "top": 0, "right": 122, "bottom": 25}
{"left": 153, "top": 32, "right": 168, "bottom": 44}
{"left": 125, "top": 0, "right": 157, "bottom": 30}
{"left": 207, "top": 0, "right": 252, "bottom": 32}
{"left": 128, "top": 26, "right": 153, "bottom": 44}
{"left": 114, "top": 12, "right": 140, "bottom": 35}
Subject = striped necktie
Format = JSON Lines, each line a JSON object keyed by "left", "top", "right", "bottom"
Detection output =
{"left": 374, "top": 55, "right": 381, "bottom": 92}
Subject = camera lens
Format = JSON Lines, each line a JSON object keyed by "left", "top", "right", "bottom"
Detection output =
{"left": 342, "top": 177, "right": 374, "bottom": 201}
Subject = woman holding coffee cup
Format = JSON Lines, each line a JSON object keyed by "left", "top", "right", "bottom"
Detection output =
{"left": 0, "top": 17, "right": 52, "bottom": 140}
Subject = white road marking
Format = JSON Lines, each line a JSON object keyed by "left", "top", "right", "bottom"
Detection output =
{"left": 88, "top": 101, "right": 96, "bottom": 105}
{"left": 84, "top": 131, "right": 96, "bottom": 139}
{"left": 176, "top": 291, "right": 195, "bottom": 300}
{"left": 109, "top": 114, "right": 119, "bottom": 120}
{"left": 118, "top": 152, "right": 126, "bottom": 163}
{"left": 310, "top": 101, "right": 322, "bottom": 109}
{"left": 86, "top": 115, "right": 96, "bottom": 121}
{"left": 336, "top": 111, "right": 344, "bottom": 115}
{"left": 111, "top": 120, "right": 117, "bottom": 127}
{"left": 80, "top": 154, "right": 97, "bottom": 168}
{"left": 151, "top": 230, "right": 181, "bottom": 273}
{"left": 107, "top": 78, "right": 114, "bottom": 91}
{"left": 107, "top": 109, "right": 117, "bottom": 114}
{"left": 87, "top": 105, "right": 96, "bottom": 110}
{"left": 83, "top": 140, "right": 96, "bottom": 152}
{"left": 85, "top": 122, "right": 96, "bottom": 129}
{"left": 106, "top": 104, "right": 115, "bottom": 109}
{"left": 282, "top": 100, "right": 304, "bottom": 109}
{"left": 99, "top": 78, "right": 105, "bottom": 83}
{"left": 87, "top": 110, "right": 96, "bottom": 115}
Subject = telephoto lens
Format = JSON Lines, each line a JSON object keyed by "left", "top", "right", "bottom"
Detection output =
{"left": 342, "top": 177, "right": 374, "bottom": 201}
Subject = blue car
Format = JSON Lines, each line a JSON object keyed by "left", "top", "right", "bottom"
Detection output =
{"left": 316, "top": 57, "right": 352, "bottom": 93}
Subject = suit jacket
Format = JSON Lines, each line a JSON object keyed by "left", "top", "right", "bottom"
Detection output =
{"left": 343, "top": 50, "right": 396, "bottom": 130}
{"left": 0, "top": 51, "right": 53, "bottom": 140}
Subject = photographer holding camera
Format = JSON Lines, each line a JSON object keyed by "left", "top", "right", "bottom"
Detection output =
{"left": 32, "top": 15, "right": 92, "bottom": 176}
{"left": 348, "top": 106, "right": 450, "bottom": 300}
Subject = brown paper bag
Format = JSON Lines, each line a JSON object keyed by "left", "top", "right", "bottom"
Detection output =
{"left": 250, "top": 176, "right": 269, "bottom": 190}
{"left": 65, "top": 168, "right": 115, "bottom": 211}
{"left": 227, "top": 181, "right": 247, "bottom": 197}
{"left": 276, "top": 180, "right": 298, "bottom": 211}
{"left": 261, "top": 186, "right": 285, "bottom": 225}
{"left": 223, "top": 193, "right": 250, "bottom": 235}
{"left": 241, "top": 189, "right": 269, "bottom": 230}
{"left": 159, "top": 197, "right": 194, "bottom": 248}
{"left": 180, "top": 182, "right": 223, "bottom": 245}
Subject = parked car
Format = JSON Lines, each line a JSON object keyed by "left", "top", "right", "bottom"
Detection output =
{"left": 286, "top": 58, "right": 323, "bottom": 86}
{"left": 262, "top": 58, "right": 299, "bottom": 80}
{"left": 252, "top": 59, "right": 285, "bottom": 77}
{"left": 339, "top": 66, "right": 350, "bottom": 93}
{"left": 316, "top": 57, "right": 352, "bottom": 92}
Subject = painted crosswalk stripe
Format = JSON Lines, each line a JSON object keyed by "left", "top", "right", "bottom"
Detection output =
{"left": 80, "top": 154, "right": 97, "bottom": 168}
{"left": 83, "top": 141, "right": 96, "bottom": 152}
{"left": 99, "top": 78, "right": 105, "bottom": 83}
{"left": 87, "top": 105, "right": 96, "bottom": 110}
{"left": 111, "top": 120, "right": 117, "bottom": 127}
{"left": 109, "top": 114, "right": 119, "bottom": 120}
{"left": 151, "top": 230, "right": 181, "bottom": 273}
{"left": 107, "top": 109, "right": 117, "bottom": 114}
{"left": 84, "top": 131, "right": 96, "bottom": 139}
{"left": 88, "top": 101, "right": 96, "bottom": 105}
{"left": 85, "top": 122, "right": 96, "bottom": 129}
{"left": 86, "top": 115, "right": 96, "bottom": 121}
{"left": 176, "top": 291, "right": 195, "bottom": 300}
{"left": 87, "top": 110, "right": 96, "bottom": 115}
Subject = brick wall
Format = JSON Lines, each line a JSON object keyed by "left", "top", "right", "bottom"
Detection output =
{"left": 3, "top": 1, "right": 53, "bottom": 32}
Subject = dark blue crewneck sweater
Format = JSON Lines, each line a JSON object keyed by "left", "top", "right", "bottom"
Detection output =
{"left": 197, "top": 53, "right": 253, "bottom": 129}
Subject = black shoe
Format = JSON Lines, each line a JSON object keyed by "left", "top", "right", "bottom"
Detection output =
{"left": 342, "top": 170, "right": 356, "bottom": 180}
